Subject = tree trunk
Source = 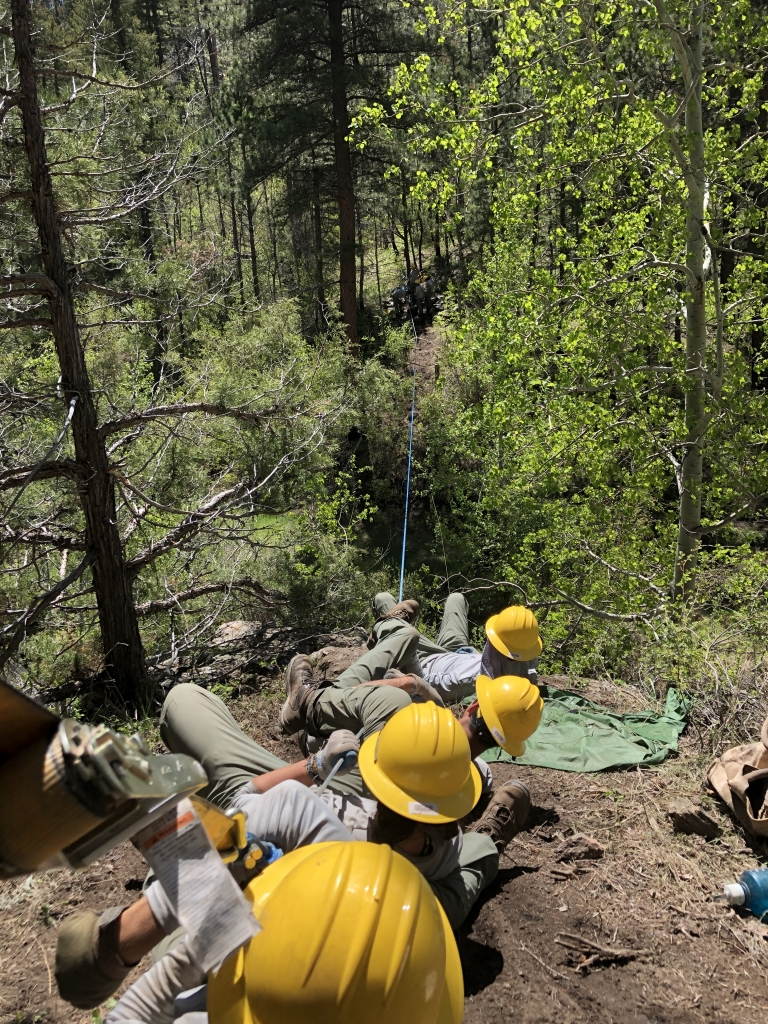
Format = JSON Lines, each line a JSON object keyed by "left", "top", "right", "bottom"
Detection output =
{"left": 357, "top": 205, "right": 365, "bottom": 309}
{"left": 245, "top": 187, "right": 261, "bottom": 300}
{"left": 263, "top": 182, "right": 279, "bottom": 298}
{"left": 312, "top": 161, "right": 325, "bottom": 321}
{"left": 673, "top": 2, "right": 706, "bottom": 599}
{"left": 326, "top": 0, "right": 358, "bottom": 354}
{"left": 139, "top": 204, "right": 166, "bottom": 386}
{"left": 11, "top": 0, "right": 147, "bottom": 700}
{"left": 205, "top": 28, "right": 221, "bottom": 87}
{"left": 374, "top": 218, "right": 381, "bottom": 308}
{"left": 226, "top": 148, "right": 244, "bottom": 303}
{"left": 401, "top": 179, "right": 411, "bottom": 276}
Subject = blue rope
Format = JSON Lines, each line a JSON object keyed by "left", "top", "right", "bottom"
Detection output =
{"left": 398, "top": 312, "right": 419, "bottom": 602}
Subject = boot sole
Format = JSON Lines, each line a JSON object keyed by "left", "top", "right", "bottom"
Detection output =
{"left": 279, "top": 655, "right": 313, "bottom": 734}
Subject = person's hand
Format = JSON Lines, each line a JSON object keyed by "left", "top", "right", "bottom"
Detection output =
{"left": 407, "top": 675, "right": 446, "bottom": 707}
{"left": 309, "top": 729, "right": 360, "bottom": 780}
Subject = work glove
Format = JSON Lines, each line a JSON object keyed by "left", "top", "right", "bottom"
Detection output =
{"left": 307, "top": 729, "right": 360, "bottom": 780}
{"left": 406, "top": 674, "right": 446, "bottom": 708}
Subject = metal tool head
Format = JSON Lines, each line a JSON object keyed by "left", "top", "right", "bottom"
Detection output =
{"left": 0, "top": 679, "right": 208, "bottom": 875}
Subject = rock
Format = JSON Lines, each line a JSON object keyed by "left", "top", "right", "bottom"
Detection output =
{"left": 211, "top": 620, "right": 263, "bottom": 646}
{"left": 666, "top": 796, "right": 721, "bottom": 839}
{"left": 555, "top": 833, "right": 605, "bottom": 862}
{"left": 311, "top": 644, "right": 367, "bottom": 683}
{"left": 155, "top": 624, "right": 369, "bottom": 694}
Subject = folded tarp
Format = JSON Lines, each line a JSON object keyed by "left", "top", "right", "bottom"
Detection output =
{"left": 479, "top": 686, "right": 689, "bottom": 772}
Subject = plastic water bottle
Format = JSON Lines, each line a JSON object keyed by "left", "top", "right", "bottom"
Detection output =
{"left": 724, "top": 869, "right": 768, "bottom": 919}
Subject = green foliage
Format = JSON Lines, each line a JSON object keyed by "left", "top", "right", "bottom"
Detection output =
{"left": 353, "top": 0, "right": 768, "bottom": 711}
{"left": 6, "top": 0, "right": 768, "bottom": 723}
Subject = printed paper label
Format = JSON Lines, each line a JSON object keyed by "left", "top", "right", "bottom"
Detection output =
{"left": 135, "top": 798, "right": 260, "bottom": 972}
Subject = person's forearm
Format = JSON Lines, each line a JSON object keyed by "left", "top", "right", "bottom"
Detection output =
{"left": 366, "top": 676, "right": 412, "bottom": 691}
{"left": 251, "top": 758, "right": 312, "bottom": 793}
{"left": 115, "top": 897, "right": 167, "bottom": 965}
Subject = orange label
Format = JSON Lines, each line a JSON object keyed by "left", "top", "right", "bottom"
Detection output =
{"left": 143, "top": 810, "right": 195, "bottom": 850}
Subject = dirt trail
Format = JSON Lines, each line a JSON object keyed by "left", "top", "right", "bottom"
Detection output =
{"left": 2, "top": 677, "right": 767, "bottom": 1024}
{"left": 412, "top": 322, "right": 443, "bottom": 388}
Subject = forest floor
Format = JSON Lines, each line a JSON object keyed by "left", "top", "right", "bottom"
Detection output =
{"left": 412, "top": 321, "right": 443, "bottom": 386}
{"left": 2, "top": 671, "right": 768, "bottom": 1024}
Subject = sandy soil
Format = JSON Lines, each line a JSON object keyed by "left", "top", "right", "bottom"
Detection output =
{"left": 2, "top": 676, "right": 768, "bottom": 1024}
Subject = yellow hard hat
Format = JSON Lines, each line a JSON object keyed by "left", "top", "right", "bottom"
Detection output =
{"left": 358, "top": 702, "right": 481, "bottom": 824}
{"left": 207, "top": 841, "right": 463, "bottom": 1024}
{"left": 485, "top": 605, "right": 542, "bottom": 661}
{"left": 475, "top": 674, "right": 543, "bottom": 757}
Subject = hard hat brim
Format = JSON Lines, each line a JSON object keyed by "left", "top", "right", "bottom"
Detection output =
{"left": 436, "top": 902, "right": 463, "bottom": 1024}
{"left": 475, "top": 674, "right": 528, "bottom": 757}
{"left": 358, "top": 732, "right": 482, "bottom": 823}
{"left": 485, "top": 615, "right": 542, "bottom": 662}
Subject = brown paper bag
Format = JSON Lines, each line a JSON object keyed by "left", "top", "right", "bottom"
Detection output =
{"left": 707, "top": 727, "right": 768, "bottom": 837}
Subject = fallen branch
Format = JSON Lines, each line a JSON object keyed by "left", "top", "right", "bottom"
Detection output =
{"left": 135, "top": 578, "right": 284, "bottom": 616}
{"left": 125, "top": 483, "right": 248, "bottom": 577}
{"left": 552, "top": 587, "right": 663, "bottom": 623}
{"left": 549, "top": 865, "right": 595, "bottom": 879}
{"left": 99, "top": 400, "right": 282, "bottom": 439}
{"left": 0, "top": 458, "right": 82, "bottom": 490}
{"left": 554, "top": 932, "right": 651, "bottom": 972}
{"left": 520, "top": 941, "right": 570, "bottom": 982}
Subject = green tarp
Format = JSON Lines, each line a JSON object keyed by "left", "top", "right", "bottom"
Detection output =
{"left": 479, "top": 686, "right": 690, "bottom": 772}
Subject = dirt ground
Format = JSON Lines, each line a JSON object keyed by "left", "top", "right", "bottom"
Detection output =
{"left": 2, "top": 675, "right": 768, "bottom": 1024}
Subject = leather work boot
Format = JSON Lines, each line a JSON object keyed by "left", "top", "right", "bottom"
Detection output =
{"left": 278, "top": 655, "right": 317, "bottom": 735}
{"left": 379, "top": 598, "right": 420, "bottom": 625}
{"left": 471, "top": 780, "right": 531, "bottom": 853}
{"left": 367, "top": 599, "right": 421, "bottom": 648}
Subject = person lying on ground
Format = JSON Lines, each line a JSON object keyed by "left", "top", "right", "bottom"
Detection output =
{"left": 278, "top": 623, "right": 543, "bottom": 789}
{"left": 56, "top": 693, "right": 534, "bottom": 1008}
{"left": 55, "top": 771, "right": 356, "bottom": 1009}
{"left": 57, "top": 704, "right": 532, "bottom": 1007}
{"left": 358, "top": 592, "right": 541, "bottom": 705}
{"left": 161, "top": 685, "right": 531, "bottom": 929}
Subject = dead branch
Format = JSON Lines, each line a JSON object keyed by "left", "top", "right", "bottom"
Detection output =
{"left": 0, "top": 551, "right": 95, "bottom": 670}
{"left": 0, "top": 192, "right": 34, "bottom": 208}
{"left": 0, "top": 316, "right": 53, "bottom": 330}
{"left": 1, "top": 525, "right": 85, "bottom": 550}
{"left": 125, "top": 484, "right": 248, "bottom": 577}
{"left": 554, "top": 932, "right": 652, "bottom": 972}
{"left": 580, "top": 542, "right": 668, "bottom": 598}
{"left": 520, "top": 942, "right": 570, "bottom": 982}
{"left": 552, "top": 587, "right": 663, "bottom": 622}
{"left": 135, "top": 578, "right": 282, "bottom": 616}
{"left": 98, "top": 400, "right": 280, "bottom": 439}
{"left": 0, "top": 458, "right": 82, "bottom": 490}
{"left": 0, "top": 272, "right": 57, "bottom": 295}
{"left": 0, "top": 92, "right": 20, "bottom": 127}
